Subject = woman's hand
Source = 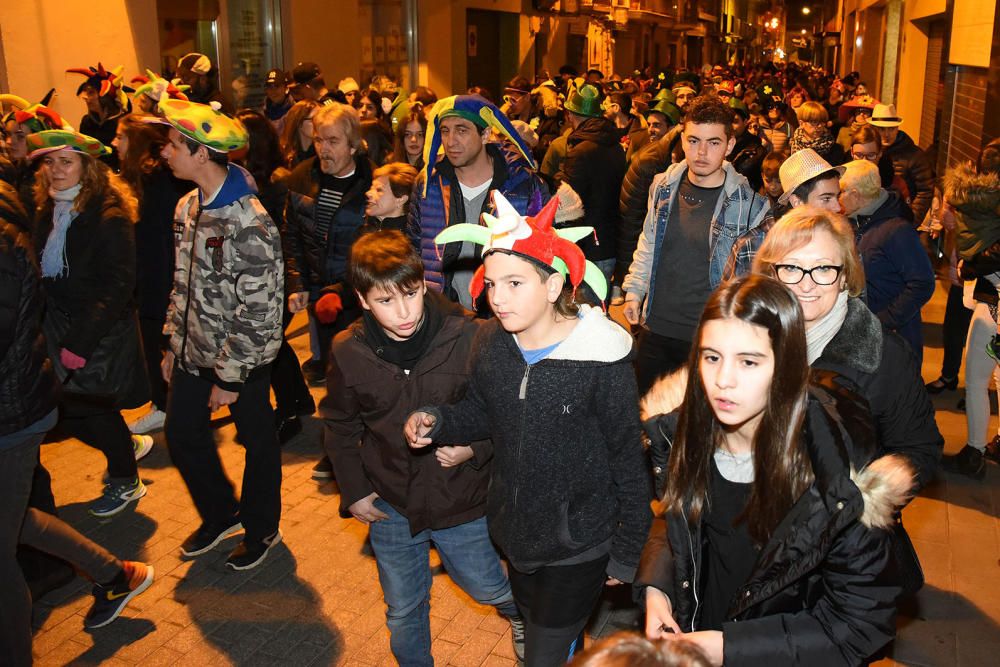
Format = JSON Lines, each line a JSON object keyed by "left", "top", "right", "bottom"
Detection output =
{"left": 435, "top": 445, "right": 473, "bottom": 467}
{"left": 161, "top": 350, "right": 175, "bottom": 384}
{"left": 672, "top": 630, "right": 723, "bottom": 666}
{"left": 404, "top": 411, "right": 436, "bottom": 448}
{"left": 644, "top": 587, "right": 682, "bottom": 639}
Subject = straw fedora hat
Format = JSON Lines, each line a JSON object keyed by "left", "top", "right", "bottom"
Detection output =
{"left": 869, "top": 103, "right": 903, "bottom": 128}
{"left": 778, "top": 149, "right": 846, "bottom": 204}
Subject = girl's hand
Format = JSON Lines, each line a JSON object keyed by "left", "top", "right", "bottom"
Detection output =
{"left": 671, "top": 630, "right": 723, "bottom": 666}
{"left": 644, "top": 587, "right": 682, "bottom": 638}
{"left": 404, "top": 411, "right": 436, "bottom": 448}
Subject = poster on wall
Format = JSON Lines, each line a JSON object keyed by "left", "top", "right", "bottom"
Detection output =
{"left": 374, "top": 36, "right": 386, "bottom": 63}
{"left": 468, "top": 25, "right": 478, "bottom": 57}
{"left": 361, "top": 36, "right": 373, "bottom": 65}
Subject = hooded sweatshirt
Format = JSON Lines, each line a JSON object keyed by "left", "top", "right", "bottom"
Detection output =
{"left": 945, "top": 162, "right": 1000, "bottom": 259}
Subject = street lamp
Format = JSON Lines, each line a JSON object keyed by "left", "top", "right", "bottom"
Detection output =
{"left": 802, "top": 6, "right": 811, "bottom": 15}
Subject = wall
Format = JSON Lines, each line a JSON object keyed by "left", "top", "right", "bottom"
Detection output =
{"left": 285, "top": 0, "right": 361, "bottom": 89}
{"left": 0, "top": 1, "right": 159, "bottom": 124}
{"left": 895, "top": 0, "right": 948, "bottom": 141}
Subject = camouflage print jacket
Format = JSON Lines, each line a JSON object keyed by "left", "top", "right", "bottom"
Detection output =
{"left": 164, "top": 164, "right": 284, "bottom": 390}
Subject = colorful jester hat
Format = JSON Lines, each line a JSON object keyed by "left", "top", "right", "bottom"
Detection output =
{"left": 26, "top": 129, "right": 111, "bottom": 160}
{"left": 434, "top": 191, "right": 608, "bottom": 302}
{"left": 156, "top": 98, "right": 248, "bottom": 153}
{"left": 0, "top": 90, "right": 72, "bottom": 133}
{"left": 131, "top": 70, "right": 190, "bottom": 103}
{"left": 66, "top": 63, "right": 132, "bottom": 109}
{"left": 421, "top": 94, "right": 535, "bottom": 196}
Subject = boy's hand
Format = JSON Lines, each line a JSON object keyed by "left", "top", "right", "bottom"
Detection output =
{"left": 436, "top": 445, "right": 473, "bottom": 468}
{"left": 161, "top": 350, "right": 175, "bottom": 384}
{"left": 288, "top": 291, "right": 310, "bottom": 313}
{"left": 209, "top": 385, "right": 239, "bottom": 411}
{"left": 349, "top": 492, "right": 389, "bottom": 524}
{"left": 404, "top": 411, "right": 436, "bottom": 448}
{"left": 623, "top": 292, "right": 643, "bottom": 325}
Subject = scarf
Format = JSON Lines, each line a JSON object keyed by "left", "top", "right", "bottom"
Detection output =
{"left": 362, "top": 293, "right": 444, "bottom": 372}
{"left": 806, "top": 290, "right": 849, "bottom": 363}
{"left": 41, "top": 184, "right": 82, "bottom": 279}
{"left": 790, "top": 125, "right": 834, "bottom": 155}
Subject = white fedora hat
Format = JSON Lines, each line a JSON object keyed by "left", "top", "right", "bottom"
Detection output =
{"left": 869, "top": 103, "right": 903, "bottom": 128}
{"left": 778, "top": 149, "right": 846, "bottom": 204}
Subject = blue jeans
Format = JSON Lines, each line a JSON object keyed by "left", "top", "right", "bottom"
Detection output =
{"left": 368, "top": 499, "right": 518, "bottom": 666}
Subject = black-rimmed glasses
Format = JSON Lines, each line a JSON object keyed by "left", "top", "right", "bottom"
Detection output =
{"left": 773, "top": 264, "right": 844, "bottom": 285}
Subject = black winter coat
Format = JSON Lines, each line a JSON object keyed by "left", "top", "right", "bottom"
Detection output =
{"left": 884, "top": 130, "right": 935, "bottom": 225}
{"left": 321, "top": 293, "right": 492, "bottom": 534}
{"left": 428, "top": 308, "right": 652, "bottom": 580}
{"left": 559, "top": 117, "right": 627, "bottom": 262}
{"left": 283, "top": 154, "right": 373, "bottom": 296}
{"left": 636, "top": 376, "right": 910, "bottom": 666}
{"left": 0, "top": 187, "right": 57, "bottom": 435}
{"left": 727, "top": 131, "right": 768, "bottom": 191}
{"left": 134, "top": 167, "right": 187, "bottom": 320}
{"left": 618, "top": 136, "right": 674, "bottom": 282}
{"left": 35, "top": 184, "right": 148, "bottom": 408}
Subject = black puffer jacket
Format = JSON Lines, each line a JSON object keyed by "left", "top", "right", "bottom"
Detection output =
{"left": 34, "top": 182, "right": 147, "bottom": 408}
{"left": 283, "top": 154, "right": 373, "bottom": 296}
{"left": 617, "top": 131, "right": 677, "bottom": 283}
{"left": 0, "top": 185, "right": 57, "bottom": 435}
{"left": 636, "top": 375, "right": 910, "bottom": 666}
{"left": 884, "top": 130, "right": 935, "bottom": 225}
{"left": 559, "top": 117, "right": 627, "bottom": 262}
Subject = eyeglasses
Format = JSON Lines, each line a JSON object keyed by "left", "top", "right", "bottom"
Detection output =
{"left": 773, "top": 264, "right": 844, "bottom": 285}
{"left": 851, "top": 150, "right": 879, "bottom": 161}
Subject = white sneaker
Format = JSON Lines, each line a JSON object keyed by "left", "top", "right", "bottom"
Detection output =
{"left": 132, "top": 435, "right": 154, "bottom": 462}
{"left": 128, "top": 408, "right": 166, "bottom": 434}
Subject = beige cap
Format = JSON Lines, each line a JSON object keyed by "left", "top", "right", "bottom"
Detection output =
{"left": 778, "top": 149, "right": 846, "bottom": 204}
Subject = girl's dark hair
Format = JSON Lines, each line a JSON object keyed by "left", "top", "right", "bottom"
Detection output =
{"left": 235, "top": 109, "right": 283, "bottom": 186}
{"left": 392, "top": 109, "right": 427, "bottom": 165}
{"left": 117, "top": 114, "right": 169, "bottom": 199}
{"left": 661, "top": 274, "right": 813, "bottom": 544}
{"left": 978, "top": 137, "right": 1000, "bottom": 176}
{"left": 357, "top": 88, "right": 385, "bottom": 120}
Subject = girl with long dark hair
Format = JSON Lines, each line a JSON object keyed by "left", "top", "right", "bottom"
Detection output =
{"left": 637, "top": 274, "right": 912, "bottom": 666}
{"left": 114, "top": 114, "right": 189, "bottom": 435}
{"left": 279, "top": 100, "right": 319, "bottom": 169}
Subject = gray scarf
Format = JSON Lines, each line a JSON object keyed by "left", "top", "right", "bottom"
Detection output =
{"left": 806, "top": 290, "right": 849, "bottom": 364}
{"left": 41, "top": 184, "right": 82, "bottom": 278}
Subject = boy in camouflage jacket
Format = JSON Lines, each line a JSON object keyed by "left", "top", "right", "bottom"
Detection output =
{"left": 158, "top": 99, "right": 285, "bottom": 571}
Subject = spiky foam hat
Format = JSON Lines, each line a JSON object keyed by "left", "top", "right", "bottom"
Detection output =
{"left": 66, "top": 63, "right": 133, "bottom": 110}
{"left": 434, "top": 191, "right": 608, "bottom": 302}
{"left": 421, "top": 94, "right": 535, "bottom": 196}
{"left": 0, "top": 90, "right": 72, "bottom": 133}
{"left": 131, "top": 70, "right": 190, "bottom": 103}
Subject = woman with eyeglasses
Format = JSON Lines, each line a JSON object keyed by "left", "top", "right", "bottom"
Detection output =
{"left": 849, "top": 125, "right": 912, "bottom": 206}
{"left": 752, "top": 206, "right": 942, "bottom": 494}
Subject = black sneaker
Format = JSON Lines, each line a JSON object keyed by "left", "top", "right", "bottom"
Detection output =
{"left": 985, "top": 436, "right": 1000, "bottom": 465}
{"left": 84, "top": 561, "right": 154, "bottom": 629}
{"left": 276, "top": 414, "right": 303, "bottom": 445}
{"left": 180, "top": 520, "right": 243, "bottom": 557}
{"left": 312, "top": 456, "right": 334, "bottom": 480}
{"left": 301, "top": 360, "right": 325, "bottom": 387}
{"left": 941, "top": 445, "right": 986, "bottom": 479}
{"left": 226, "top": 531, "right": 282, "bottom": 571}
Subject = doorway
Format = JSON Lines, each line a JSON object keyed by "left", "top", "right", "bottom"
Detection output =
{"left": 466, "top": 9, "right": 519, "bottom": 98}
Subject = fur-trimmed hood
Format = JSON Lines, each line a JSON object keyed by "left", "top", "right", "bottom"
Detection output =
{"left": 944, "top": 162, "right": 1000, "bottom": 216}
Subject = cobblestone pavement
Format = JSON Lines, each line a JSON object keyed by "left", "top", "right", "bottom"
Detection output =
{"left": 29, "top": 284, "right": 1000, "bottom": 666}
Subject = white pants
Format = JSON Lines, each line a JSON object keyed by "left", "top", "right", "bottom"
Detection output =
{"left": 963, "top": 302, "right": 1000, "bottom": 450}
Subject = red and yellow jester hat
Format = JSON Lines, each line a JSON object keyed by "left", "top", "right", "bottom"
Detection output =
{"left": 434, "top": 191, "right": 608, "bottom": 302}
{"left": 0, "top": 91, "right": 72, "bottom": 133}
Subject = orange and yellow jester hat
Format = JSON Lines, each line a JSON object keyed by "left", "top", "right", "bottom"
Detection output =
{"left": 434, "top": 191, "right": 608, "bottom": 302}
{"left": 66, "top": 63, "right": 132, "bottom": 109}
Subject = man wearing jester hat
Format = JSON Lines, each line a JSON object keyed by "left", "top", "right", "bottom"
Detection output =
{"left": 411, "top": 94, "right": 548, "bottom": 311}
{"left": 66, "top": 63, "right": 132, "bottom": 168}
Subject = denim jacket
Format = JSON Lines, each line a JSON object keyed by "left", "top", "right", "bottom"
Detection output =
{"left": 622, "top": 161, "right": 772, "bottom": 323}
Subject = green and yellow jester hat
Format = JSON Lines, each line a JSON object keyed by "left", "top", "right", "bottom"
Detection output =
{"left": 156, "top": 98, "right": 248, "bottom": 153}
{"left": 131, "top": 70, "right": 190, "bottom": 104}
{"left": 422, "top": 94, "right": 535, "bottom": 196}
{"left": 0, "top": 90, "right": 73, "bottom": 133}
{"left": 434, "top": 191, "right": 608, "bottom": 302}
{"left": 26, "top": 129, "right": 111, "bottom": 160}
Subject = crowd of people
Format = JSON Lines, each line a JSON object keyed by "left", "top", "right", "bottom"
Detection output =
{"left": 1, "top": 51, "right": 998, "bottom": 666}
